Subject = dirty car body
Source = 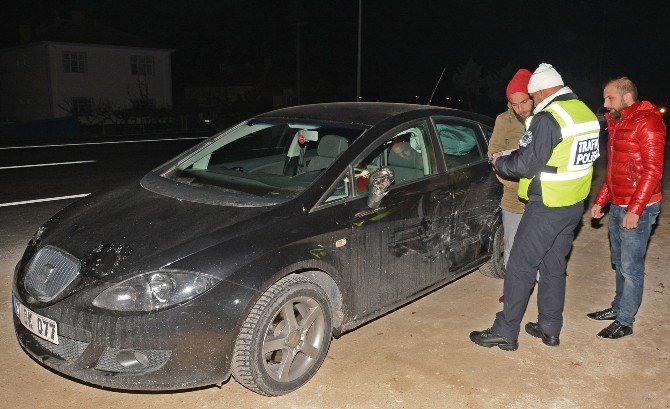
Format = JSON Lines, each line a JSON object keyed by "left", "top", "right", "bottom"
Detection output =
{"left": 12, "top": 102, "right": 503, "bottom": 395}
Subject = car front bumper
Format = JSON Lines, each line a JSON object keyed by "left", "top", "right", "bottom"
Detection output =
{"left": 12, "top": 280, "right": 258, "bottom": 391}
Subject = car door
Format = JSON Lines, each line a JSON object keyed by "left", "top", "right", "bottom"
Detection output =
{"left": 431, "top": 117, "right": 501, "bottom": 272}
{"left": 328, "top": 120, "right": 462, "bottom": 318}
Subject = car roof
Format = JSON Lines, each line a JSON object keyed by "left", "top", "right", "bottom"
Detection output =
{"left": 254, "top": 102, "right": 493, "bottom": 128}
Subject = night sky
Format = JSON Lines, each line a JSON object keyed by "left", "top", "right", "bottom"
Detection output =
{"left": 3, "top": 0, "right": 669, "bottom": 117}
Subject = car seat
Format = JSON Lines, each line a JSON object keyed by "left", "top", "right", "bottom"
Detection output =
{"left": 305, "top": 135, "right": 349, "bottom": 172}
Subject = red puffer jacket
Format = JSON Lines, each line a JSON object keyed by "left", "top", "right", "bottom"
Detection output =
{"left": 594, "top": 100, "right": 666, "bottom": 215}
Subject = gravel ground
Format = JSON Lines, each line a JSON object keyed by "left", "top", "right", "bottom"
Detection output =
{"left": 1, "top": 161, "right": 668, "bottom": 409}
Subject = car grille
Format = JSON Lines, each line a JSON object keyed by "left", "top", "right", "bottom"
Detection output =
{"left": 95, "top": 347, "right": 172, "bottom": 373}
{"left": 24, "top": 245, "right": 81, "bottom": 303}
{"left": 33, "top": 334, "right": 89, "bottom": 362}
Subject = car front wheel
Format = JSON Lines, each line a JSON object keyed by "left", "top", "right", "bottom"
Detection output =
{"left": 231, "top": 274, "right": 332, "bottom": 396}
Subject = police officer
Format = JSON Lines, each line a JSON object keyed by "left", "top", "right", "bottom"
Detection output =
{"left": 470, "top": 63, "right": 600, "bottom": 350}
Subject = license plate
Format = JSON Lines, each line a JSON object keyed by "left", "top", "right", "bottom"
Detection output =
{"left": 13, "top": 295, "right": 59, "bottom": 345}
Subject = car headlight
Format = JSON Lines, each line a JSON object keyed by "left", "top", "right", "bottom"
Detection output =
{"left": 92, "top": 270, "right": 221, "bottom": 311}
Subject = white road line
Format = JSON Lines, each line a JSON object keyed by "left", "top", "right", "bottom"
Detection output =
{"left": 0, "top": 193, "right": 90, "bottom": 207}
{"left": 0, "top": 136, "right": 208, "bottom": 150}
{"left": 0, "top": 160, "right": 96, "bottom": 170}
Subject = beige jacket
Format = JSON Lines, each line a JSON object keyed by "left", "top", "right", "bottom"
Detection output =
{"left": 488, "top": 106, "right": 526, "bottom": 213}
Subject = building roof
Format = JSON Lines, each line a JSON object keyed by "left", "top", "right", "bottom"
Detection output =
{"left": 16, "top": 11, "right": 171, "bottom": 51}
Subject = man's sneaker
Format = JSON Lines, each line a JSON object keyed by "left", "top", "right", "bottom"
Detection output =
{"left": 587, "top": 308, "right": 617, "bottom": 321}
{"left": 597, "top": 321, "right": 633, "bottom": 339}
{"left": 469, "top": 328, "right": 518, "bottom": 351}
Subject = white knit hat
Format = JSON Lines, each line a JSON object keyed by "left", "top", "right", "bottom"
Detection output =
{"left": 527, "top": 63, "right": 564, "bottom": 93}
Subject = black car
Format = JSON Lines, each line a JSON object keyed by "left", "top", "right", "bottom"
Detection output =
{"left": 12, "top": 102, "right": 504, "bottom": 396}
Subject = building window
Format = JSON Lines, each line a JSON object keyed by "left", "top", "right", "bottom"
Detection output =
{"left": 131, "top": 55, "right": 154, "bottom": 75}
{"left": 72, "top": 98, "right": 93, "bottom": 116}
{"left": 63, "top": 52, "right": 87, "bottom": 73}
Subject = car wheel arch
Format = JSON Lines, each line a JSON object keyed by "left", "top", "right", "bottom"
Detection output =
{"left": 261, "top": 263, "right": 347, "bottom": 336}
{"left": 297, "top": 270, "right": 344, "bottom": 334}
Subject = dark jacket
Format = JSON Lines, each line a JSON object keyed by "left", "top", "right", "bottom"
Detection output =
{"left": 494, "top": 92, "right": 579, "bottom": 202}
{"left": 594, "top": 100, "right": 666, "bottom": 215}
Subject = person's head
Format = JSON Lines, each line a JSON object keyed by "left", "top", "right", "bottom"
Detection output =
{"left": 391, "top": 135, "right": 415, "bottom": 159}
{"left": 391, "top": 141, "right": 414, "bottom": 159}
{"left": 506, "top": 69, "right": 534, "bottom": 120}
{"left": 603, "top": 77, "right": 638, "bottom": 119}
{"left": 527, "top": 63, "right": 565, "bottom": 107}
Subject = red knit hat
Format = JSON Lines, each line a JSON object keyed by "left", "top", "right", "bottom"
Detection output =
{"left": 506, "top": 69, "right": 532, "bottom": 99}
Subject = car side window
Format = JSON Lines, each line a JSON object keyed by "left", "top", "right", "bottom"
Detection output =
{"left": 434, "top": 121, "right": 485, "bottom": 170}
{"left": 324, "top": 173, "right": 351, "bottom": 203}
{"left": 353, "top": 121, "right": 436, "bottom": 195}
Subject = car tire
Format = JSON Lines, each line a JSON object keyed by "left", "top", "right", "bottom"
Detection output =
{"left": 479, "top": 224, "right": 505, "bottom": 279}
{"left": 231, "top": 274, "right": 332, "bottom": 396}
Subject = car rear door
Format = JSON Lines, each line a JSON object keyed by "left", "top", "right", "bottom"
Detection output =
{"left": 431, "top": 117, "right": 502, "bottom": 272}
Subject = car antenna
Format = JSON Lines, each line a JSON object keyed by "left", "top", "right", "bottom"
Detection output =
{"left": 427, "top": 66, "right": 447, "bottom": 105}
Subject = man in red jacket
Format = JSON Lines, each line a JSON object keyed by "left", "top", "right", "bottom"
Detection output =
{"left": 588, "top": 77, "right": 666, "bottom": 339}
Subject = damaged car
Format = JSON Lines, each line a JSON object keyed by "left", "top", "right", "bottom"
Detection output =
{"left": 12, "top": 102, "right": 504, "bottom": 396}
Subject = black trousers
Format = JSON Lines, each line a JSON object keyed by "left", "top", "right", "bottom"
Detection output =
{"left": 492, "top": 199, "right": 584, "bottom": 340}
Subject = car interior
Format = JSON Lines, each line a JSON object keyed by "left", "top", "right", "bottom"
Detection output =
{"left": 436, "top": 122, "right": 484, "bottom": 169}
{"left": 169, "top": 122, "right": 363, "bottom": 200}
{"left": 303, "top": 134, "right": 349, "bottom": 172}
{"left": 349, "top": 126, "right": 433, "bottom": 198}
{"left": 169, "top": 119, "right": 484, "bottom": 204}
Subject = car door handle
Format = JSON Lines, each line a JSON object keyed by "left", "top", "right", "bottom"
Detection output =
{"left": 354, "top": 207, "right": 386, "bottom": 218}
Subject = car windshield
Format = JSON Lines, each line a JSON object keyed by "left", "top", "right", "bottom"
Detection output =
{"left": 162, "top": 120, "right": 366, "bottom": 202}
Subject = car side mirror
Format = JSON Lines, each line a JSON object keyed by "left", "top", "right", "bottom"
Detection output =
{"left": 367, "top": 167, "right": 395, "bottom": 209}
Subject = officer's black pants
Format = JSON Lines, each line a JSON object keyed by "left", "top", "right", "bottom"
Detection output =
{"left": 492, "top": 199, "right": 584, "bottom": 340}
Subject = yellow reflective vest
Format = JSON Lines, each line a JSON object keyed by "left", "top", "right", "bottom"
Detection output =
{"left": 518, "top": 99, "right": 600, "bottom": 207}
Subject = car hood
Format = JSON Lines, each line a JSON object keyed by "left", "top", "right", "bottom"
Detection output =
{"left": 35, "top": 182, "right": 271, "bottom": 279}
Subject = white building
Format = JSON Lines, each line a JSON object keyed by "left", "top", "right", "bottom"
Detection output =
{"left": 0, "top": 41, "right": 173, "bottom": 122}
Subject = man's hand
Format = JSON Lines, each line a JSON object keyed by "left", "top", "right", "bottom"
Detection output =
{"left": 622, "top": 211, "right": 639, "bottom": 229}
{"left": 591, "top": 204, "right": 604, "bottom": 219}
{"left": 490, "top": 151, "right": 501, "bottom": 167}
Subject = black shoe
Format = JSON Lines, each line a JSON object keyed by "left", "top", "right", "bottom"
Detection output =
{"left": 469, "top": 328, "right": 518, "bottom": 351}
{"left": 587, "top": 308, "right": 617, "bottom": 321}
{"left": 524, "top": 322, "right": 560, "bottom": 346}
{"left": 597, "top": 321, "right": 633, "bottom": 339}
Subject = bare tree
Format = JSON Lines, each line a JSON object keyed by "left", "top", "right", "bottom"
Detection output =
{"left": 124, "top": 73, "right": 176, "bottom": 130}
{"left": 58, "top": 97, "right": 118, "bottom": 127}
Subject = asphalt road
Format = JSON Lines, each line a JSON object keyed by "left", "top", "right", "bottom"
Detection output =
{"left": 0, "top": 135, "right": 204, "bottom": 206}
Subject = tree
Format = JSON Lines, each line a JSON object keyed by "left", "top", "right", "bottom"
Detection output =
{"left": 452, "top": 57, "right": 485, "bottom": 110}
{"left": 485, "top": 63, "right": 516, "bottom": 107}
